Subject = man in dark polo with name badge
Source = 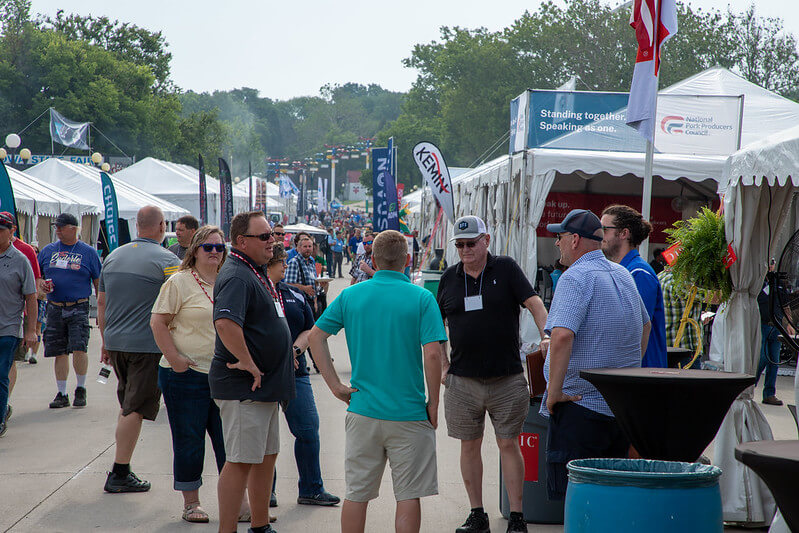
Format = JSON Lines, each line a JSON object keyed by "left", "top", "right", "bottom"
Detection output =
{"left": 211, "top": 211, "right": 295, "bottom": 533}
{"left": 38, "top": 213, "right": 102, "bottom": 409}
{"left": 438, "top": 215, "right": 549, "bottom": 533}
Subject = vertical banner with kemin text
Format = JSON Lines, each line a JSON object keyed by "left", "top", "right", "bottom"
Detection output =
{"left": 0, "top": 160, "right": 17, "bottom": 235}
{"left": 412, "top": 142, "right": 455, "bottom": 223}
{"left": 198, "top": 154, "right": 208, "bottom": 225}
{"left": 218, "top": 158, "right": 235, "bottom": 240}
{"left": 100, "top": 171, "right": 120, "bottom": 252}
{"left": 372, "top": 148, "right": 400, "bottom": 231}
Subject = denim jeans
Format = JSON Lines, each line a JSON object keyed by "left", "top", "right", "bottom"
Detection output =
{"left": 0, "top": 336, "right": 20, "bottom": 422}
{"left": 756, "top": 324, "right": 780, "bottom": 400}
{"left": 282, "top": 375, "right": 324, "bottom": 497}
{"left": 158, "top": 366, "right": 225, "bottom": 491}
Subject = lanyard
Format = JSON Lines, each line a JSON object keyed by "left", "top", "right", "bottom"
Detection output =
{"left": 190, "top": 269, "right": 214, "bottom": 303}
{"left": 464, "top": 266, "right": 486, "bottom": 297}
{"left": 229, "top": 252, "right": 285, "bottom": 315}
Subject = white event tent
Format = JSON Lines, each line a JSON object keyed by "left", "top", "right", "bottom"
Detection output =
{"left": 714, "top": 124, "right": 799, "bottom": 530}
{"left": 25, "top": 158, "right": 189, "bottom": 239}
{"left": 8, "top": 165, "right": 101, "bottom": 246}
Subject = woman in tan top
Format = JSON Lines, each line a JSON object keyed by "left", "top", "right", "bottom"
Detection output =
{"left": 151, "top": 226, "right": 226, "bottom": 523}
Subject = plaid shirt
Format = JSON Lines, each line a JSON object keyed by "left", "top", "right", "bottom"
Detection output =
{"left": 349, "top": 253, "right": 373, "bottom": 283}
{"left": 285, "top": 254, "right": 316, "bottom": 290}
{"left": 658, "top": 269, "right": 701, "bottom": 352}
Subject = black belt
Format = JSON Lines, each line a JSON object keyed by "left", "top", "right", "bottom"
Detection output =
{"left": 50, "top": 299, "right": 89, "bottom": 307}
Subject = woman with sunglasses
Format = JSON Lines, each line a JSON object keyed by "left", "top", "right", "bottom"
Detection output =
{"left": 150, "top": 226, "right": 228, "bottom": 523}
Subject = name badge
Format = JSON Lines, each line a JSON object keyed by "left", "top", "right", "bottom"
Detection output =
{"left": 275, "top": 301, "right": 285, "bottom": 318}
{"left": 55, "top": 258, "right": 69, "bottom": 269}
{"left": 464, "top": 295, "right": 483, "bottom": 312}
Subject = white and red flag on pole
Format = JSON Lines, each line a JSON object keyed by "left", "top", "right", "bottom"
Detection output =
{"left": 626, "top": 0, "right": 678, "bottom": 141}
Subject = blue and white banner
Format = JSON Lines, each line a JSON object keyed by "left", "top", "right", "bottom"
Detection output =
{"left": 49, "top": 108, "right": 90, "bottom": 150}
{"left": 509, "top": 93, "right": 528, "bottom": 154}
{"left": 100, "top": 172, "right": 120, "bottom": 252}
{"left": 279, "top": 175, "right": 299, "bottom": 198}
{"left": 372, "top": 148, "right": 400, "bottom": 232}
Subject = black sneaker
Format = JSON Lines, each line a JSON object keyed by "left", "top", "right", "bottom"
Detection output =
{"left": 506, "top": 513, "right": 528, "bottom": 533}
{"left": 270, "top": 492, "right": 278, "bottom": 507}
{"left": 297, "top": 491, "right": 340, "bottom": 506}
{"left": 5, "top": 404, "right": 11, "bottom": 422}
{"left": 457, "top": 509, "right": 490, "bottom": 533}
{"left": 104, "top": 471, "right": 151, "bottom": 493}
{"left": 0, "top": 419, "right": 6, "bottom": 437}
{"left": 73, "top": 387, "right": 87, "bottom": 408}
{"left": 28, "top": 355, "right": 37, "bottom": 364}
{"left": 247, "top": 525, "right": 276, "bottom": 533}
{"left": 49, "top": 392, "right": 70, "bottom": 409}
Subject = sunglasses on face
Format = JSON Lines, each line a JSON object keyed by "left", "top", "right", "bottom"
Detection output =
{"left": 200, "top": 243, "right": 226, "bottom": 253}
{"left": 242, "top": 232, "right": 273, "bottom": 241}
{"left": 273, "top": 232, "right": 285, "bottom": 237}
{"left": 454, "top": 240, "right": 481, "bottom": 249}
{"left": 363, "top": 240, "right": 373, "bottom": 245}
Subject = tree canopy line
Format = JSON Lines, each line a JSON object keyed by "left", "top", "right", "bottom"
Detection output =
{"left": 1, "top": 0, "right": 797, "bottom": 192}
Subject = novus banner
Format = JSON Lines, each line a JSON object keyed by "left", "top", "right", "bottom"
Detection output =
{"left": 100, "top": 171, "right": 120, "bottom": 252}
{"left": 198, "top": 154, "right": 208, "bottom": 225}
{"left": 372, "top": 148, "right": 399, "bottom": 231}
{"left": 218, "top": 158, "right": 235, "bottom": 239}
{"left": 412, "top": 142, "right": 455, "bottom": 223}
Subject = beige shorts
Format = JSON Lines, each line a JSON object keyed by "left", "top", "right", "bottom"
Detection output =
{"left": 216, "top": 399, "right": 280, "bottom": 463}
{"left": 344, "top": 412, "right": 438, "bottom": 502}
{"left": 444, "top": 372, "right": 529, "bottom": 440}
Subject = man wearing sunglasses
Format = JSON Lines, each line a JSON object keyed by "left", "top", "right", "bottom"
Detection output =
{"left": 437, "top": 216, "right": 549, "bottom": 533}
{"left": 349, "top": 232, "right": 375, "bottom": 285}
{"left": 543, "top": 209, "right": 651, "bottom": 502}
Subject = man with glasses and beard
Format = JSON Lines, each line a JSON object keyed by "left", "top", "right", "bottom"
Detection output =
{"left": 437, "top": 216, "right": 549, "bottom": 533}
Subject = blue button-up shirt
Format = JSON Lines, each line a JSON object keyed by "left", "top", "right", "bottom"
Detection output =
{"left": 620, "top": 249, "right": 667, "bottom": 368}
{"left": 541, "top": 250, "right": 650, "bottom": 417}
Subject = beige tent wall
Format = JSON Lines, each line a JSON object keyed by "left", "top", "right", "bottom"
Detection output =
{"left": 81, "top": 215, "right": 93, "bottom": 244}
{"left": 37, "top": 217, "right": 53, "bottom": 247}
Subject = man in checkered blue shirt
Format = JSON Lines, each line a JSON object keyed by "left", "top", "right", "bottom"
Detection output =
{"left": 542, "top": 209, "right": 651, "bottom": 501}
{"left": 285, "top": 236, "right": 317, "bottom": 308}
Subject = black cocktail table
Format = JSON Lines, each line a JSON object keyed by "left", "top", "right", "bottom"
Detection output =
{"left": 580, "top": 368, "right": 755, "bottom": 462}
{"left": 735, "top": 440, "right": 799, "bottom": 532}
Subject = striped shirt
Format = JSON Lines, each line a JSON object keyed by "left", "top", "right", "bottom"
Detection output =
{"left": 541, "top": 250, "right": 649, "bottom": 417}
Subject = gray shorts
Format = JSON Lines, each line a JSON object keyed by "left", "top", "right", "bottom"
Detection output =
{"left": 216, "top": 399, "right": 280, "bottom": 464}
{"left": 444, "top": 372, "right": 529, "bottom": 440}
{"left": 344, "top": 412, "right": 438, "bottom": 502}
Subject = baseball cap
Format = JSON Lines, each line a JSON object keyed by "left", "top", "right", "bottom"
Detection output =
{"left": 451, "top": 216, "right": 487, "bottom": 241}
{"left": 546, "top": 209, "right": 603, "bottom": 241}
{"left": 0, "top": 211, "right": 15, "bottom": 229}
{"left": 52, "top": 213, "right": 79, "bottom": 227}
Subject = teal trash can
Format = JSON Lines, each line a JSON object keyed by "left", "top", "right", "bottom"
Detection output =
{"left": 565, "top": 459, "right": 722, "bottom": 533}
{"left": 420, "top": 269, "right": 443, "bottom": 297}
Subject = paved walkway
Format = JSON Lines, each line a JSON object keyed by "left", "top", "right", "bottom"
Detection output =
{"left": 1, "top": 276, "right": 797, "bottom": 532}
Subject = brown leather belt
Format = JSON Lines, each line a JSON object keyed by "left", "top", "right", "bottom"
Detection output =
{"left": 50, "top": 298, "right": 89, "bottom": 307}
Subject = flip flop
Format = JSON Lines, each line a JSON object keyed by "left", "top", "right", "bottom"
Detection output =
{"left": 182, "top": 502, "right": 209, "bottom": 523}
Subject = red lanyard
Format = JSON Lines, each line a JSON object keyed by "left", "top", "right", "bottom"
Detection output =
{"left": 190, "top": 269, "right": 214, "bottom": 303}
{"left": 229, "top": 252, "right": 285, "bottom": 315}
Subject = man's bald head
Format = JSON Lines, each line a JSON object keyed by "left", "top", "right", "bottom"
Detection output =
{"left": 136, "top": 206, "right": 166, "bottom": 241}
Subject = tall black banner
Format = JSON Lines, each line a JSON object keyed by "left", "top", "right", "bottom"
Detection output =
{"left": 218, "top": 158, "right": 235, "bottom": 239}
{"left": 248, "top": 161, "right": 253, "bottom": 211}
{"left": 198, "top": 154, "right": 208, "bottom": 225}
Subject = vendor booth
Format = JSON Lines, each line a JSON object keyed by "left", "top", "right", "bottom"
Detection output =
{"left": 715, "top": 123, "right": 799, "bottom": 529}
{"left": 25, "top": 158, "right": 189, "bottom": 240}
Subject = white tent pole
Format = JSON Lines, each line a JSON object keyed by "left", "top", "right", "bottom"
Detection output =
{"left": 640, "top": 140, "right": 654, "bottom": 260}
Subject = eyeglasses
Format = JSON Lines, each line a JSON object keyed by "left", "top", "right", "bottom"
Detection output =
{"left": 200, "top": 243, "right": 226, "bottom": 253}
{"left": 363, "top": 240, "right": 373, "bottom": 245}
{"left": 454, "top": 238, "right": 483, "bottom": 249}
{"left": 273, "top": 232, "right": 285, "bottom": 237}
{"left": 555, "top": 232, "right": 574, "bottom": 242}
{"left": 242, "top": 232, "right": 273, "bottom": 241}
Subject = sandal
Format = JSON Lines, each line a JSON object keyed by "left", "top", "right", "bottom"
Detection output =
{"left": 182, "top": 502, "right": 209, "bottom": 523}
{"left": 238, "top": 510, "right": 277, "bottom": 523}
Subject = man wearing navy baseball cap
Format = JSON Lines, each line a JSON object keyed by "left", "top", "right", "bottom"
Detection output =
{"left": 541, "top": 208, "right": 651, "bottom": 501}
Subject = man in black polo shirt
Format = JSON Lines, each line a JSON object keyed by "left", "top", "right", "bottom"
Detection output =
{"left": 437, "top": 216, "right": 549, "bottom": 533}
{"left": 211, "top": 211, "right": 294, "bottom": 533}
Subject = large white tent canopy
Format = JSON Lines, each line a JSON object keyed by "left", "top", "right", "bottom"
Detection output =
{"left": 25, "top": 158, "right": 189, "bottom": 238}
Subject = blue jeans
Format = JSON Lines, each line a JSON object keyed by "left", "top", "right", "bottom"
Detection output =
{"left": 0, "top": 336, "right": 20, "bottom": 422}
{"left": 158, "top": 367, "right": 225, "bottom": 491}
{"left": 757, "top": 324, "right": 780, "bottom": 400}
{"left": 282, "top": 375, "right": 324, "bottom": 497}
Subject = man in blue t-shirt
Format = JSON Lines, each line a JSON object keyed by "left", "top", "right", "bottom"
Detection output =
{"left": 309, "top": 230, "right": 447, "bottom": 533}
{"left": 37, "top": 213, "right": 102, "bottom": 409}
{"left": 600, "top": 205, "right": 667, "bottom": 368}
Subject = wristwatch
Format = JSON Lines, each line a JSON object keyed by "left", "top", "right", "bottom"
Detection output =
{"left": 293, "top": 346, "right": 302, "bottom": 356}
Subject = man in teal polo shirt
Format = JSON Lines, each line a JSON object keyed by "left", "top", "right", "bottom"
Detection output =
{"left": 309, "top": 229, "right": 447, "bottom": 533}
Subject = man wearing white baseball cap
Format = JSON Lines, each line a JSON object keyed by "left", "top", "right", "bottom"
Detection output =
{"left": 437, "top": 215, "right": 548, "bottom": 533}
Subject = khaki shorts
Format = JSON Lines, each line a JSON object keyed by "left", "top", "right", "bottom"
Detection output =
{"left": 216, "top": 399, "right": 280, "bottom": 464}
{"left": 109, "top": 351, "right": 161, "bottom": 421}
{"left": 444, "top": 372, "right": 529, "bottom": 440}
{"left": 344, "top": 412, "right": 437, "bottom": 502}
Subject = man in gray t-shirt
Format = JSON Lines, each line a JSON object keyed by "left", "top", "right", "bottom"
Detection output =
{"left": 0, "top": 213, "right": 37, "bottom": 437}
{"left": 98, "top": 206, "right": 180, "bottom": 493}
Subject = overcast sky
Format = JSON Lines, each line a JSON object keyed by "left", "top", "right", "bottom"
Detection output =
{"left": 29, "top": 0, "right": 799, "bottom": 100}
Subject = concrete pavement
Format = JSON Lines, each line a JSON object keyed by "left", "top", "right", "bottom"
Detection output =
{"left": 1, "top": 275, "right": 797, "bottom": 532}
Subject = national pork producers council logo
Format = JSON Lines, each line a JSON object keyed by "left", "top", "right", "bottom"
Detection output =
{"left": 660, "top": 114, "right": 734, "bottom": 136}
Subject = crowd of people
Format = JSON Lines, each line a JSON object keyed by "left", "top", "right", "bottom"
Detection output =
{"left": 0, "top": 199, "right": 786, "bottom": 533}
